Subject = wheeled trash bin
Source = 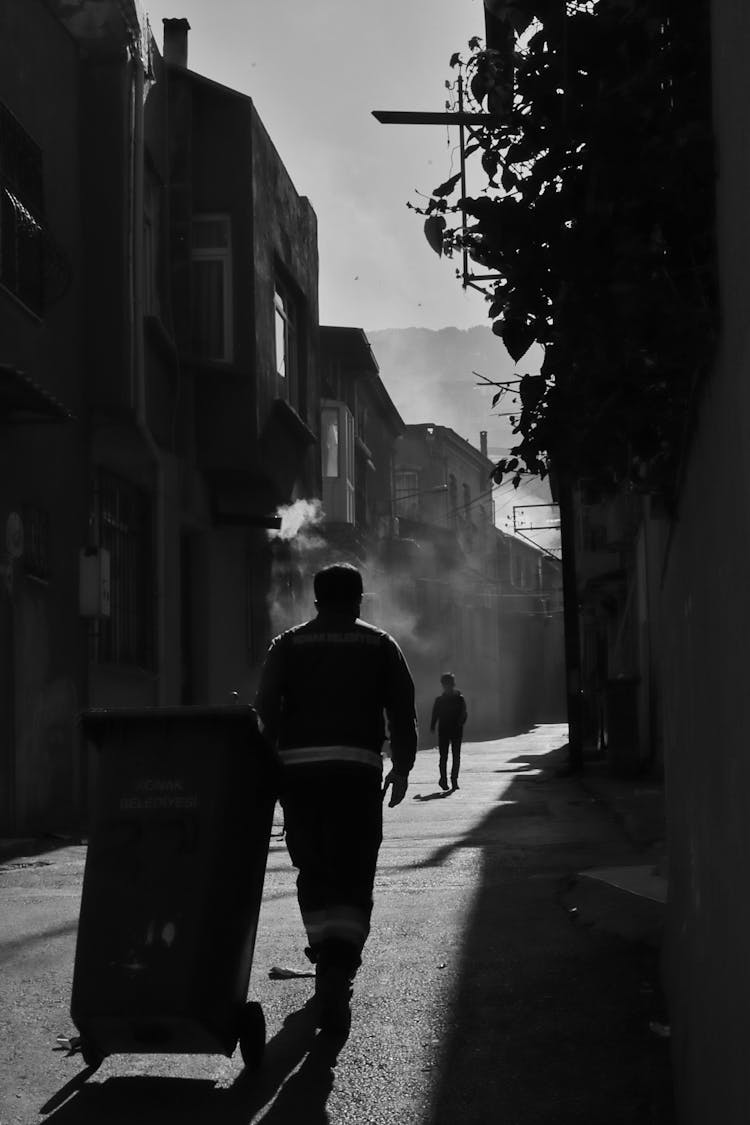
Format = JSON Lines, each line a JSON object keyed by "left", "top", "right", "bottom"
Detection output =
{"left": 71, "top": 705, "right": 277, "bottom": 1071}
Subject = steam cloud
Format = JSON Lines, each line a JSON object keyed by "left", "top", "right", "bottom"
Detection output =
{"left": 265, "top": 498, "right": 435, "bottom": 655}
{"left": 269, "top": 498, "right": 325, "bottom": 544}
{"left": 261, "top": 496, "right": 543, "bottom": 743}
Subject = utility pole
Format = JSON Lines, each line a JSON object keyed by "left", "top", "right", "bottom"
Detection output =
{"left": 375, "top": 6, "right": 584, "bottom": 768}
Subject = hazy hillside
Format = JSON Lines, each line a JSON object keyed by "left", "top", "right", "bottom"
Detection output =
{"left": 367, "top": 325, "right": 519, "bottom": 457}
{"left": 367, "top": 325, "right": 557, "bottom": 545}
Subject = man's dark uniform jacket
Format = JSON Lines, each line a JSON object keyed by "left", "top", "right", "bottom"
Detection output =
{"left": 255, "top": 615, "right": 418, "bottom": 777}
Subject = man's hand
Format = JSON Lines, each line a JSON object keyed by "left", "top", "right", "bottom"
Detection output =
{"left": 382, "top": 770, "right": 408, "bottom": 808}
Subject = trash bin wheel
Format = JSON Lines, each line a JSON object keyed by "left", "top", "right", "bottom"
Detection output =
{"left": 80, "top": 1038, "right": 104, "bottom": 1070}
{"left": 238, "top": 1001, "right": 265, "bottom": 1070}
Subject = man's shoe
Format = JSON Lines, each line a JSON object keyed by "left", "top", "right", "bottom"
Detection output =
{"left": 451, "top": 781, "right": 460, "bottom": 790}
{"left": 315, "top": 965, "right": 353, "bottom": 1036}
{"left": 439, "top": 778, "right": 449, "bottom": 791}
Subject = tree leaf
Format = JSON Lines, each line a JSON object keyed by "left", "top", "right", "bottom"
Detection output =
{"left": 424, "top": 215, "right": 446, "bottom": 256}
{"left": 482, "top": 150, "right": 500, "bottom": 183}
{"left": 449, "top": 52, "right": 462, "bottom": 68}
{"left": 468, "top": 36, "right": 482, "bottom": 51}
{"left": 488, "top": 85, "right": 512, "bottom": 117}
{"left": 471, "top": 73, "right": 487, "bottom": 106}
{"left": 432, "top": 172, "right": 462, "bottom": 198}
{"left": 500, "top": 318, "right": 536, "bottom": 361}
{"left": 501, "top": 165, "right": 518, "bottom": 192}
{"left": 491, "top": 458, "right": 508, "bottom": 485}
{"left": 489, "top": 292, "right": 508, "bottom": 319}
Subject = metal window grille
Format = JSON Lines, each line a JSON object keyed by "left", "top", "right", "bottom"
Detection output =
{"left": 0, "top": 102, "right": 44, "bottom": 313}
{"left": 22, "top": 505, "right": 51, "bottom": 580}
{"left": 394, "top": 471, "right": 419, "bottom": 519}
{"left": 191, "top": 214, "right": 232, "bottom": 361}
{"left": 93, "top": 471, "right": 153, "bottom": 668}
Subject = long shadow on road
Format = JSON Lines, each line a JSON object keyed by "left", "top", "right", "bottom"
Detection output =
{"left": 39, "top": 738, "right": 672, "bottom": 1124}
{"left": 422, "top": 742, "right": 675, "bottom": 1125}
{"left": 41, "top": 1003, "right": 341, "bottom": 1125}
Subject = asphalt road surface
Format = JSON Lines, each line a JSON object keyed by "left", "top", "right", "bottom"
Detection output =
{"left": 0, "top": 724, "right": 674, "bottom": 1123}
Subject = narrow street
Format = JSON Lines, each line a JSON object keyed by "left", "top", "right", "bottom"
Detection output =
{"left": 0, "top": 725, "right": 673, "bottom": 1124}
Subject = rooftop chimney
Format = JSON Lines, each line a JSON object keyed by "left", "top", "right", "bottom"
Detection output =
{"left": 163, "top": 18, "right": 190, "bottom": 68}
{"left": 480, "top": 430, "right": 488, "bottom": 458}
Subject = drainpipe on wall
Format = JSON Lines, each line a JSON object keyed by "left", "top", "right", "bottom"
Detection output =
{"left": 129, "top": 48, "right": 167, "bottom": 704}
{"left": 557, "top": 470, "right": 584, "bottom": 771}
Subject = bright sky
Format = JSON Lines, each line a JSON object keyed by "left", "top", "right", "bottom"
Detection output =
{"left": 142, "top": 0, "right": 491, "bottom": 331}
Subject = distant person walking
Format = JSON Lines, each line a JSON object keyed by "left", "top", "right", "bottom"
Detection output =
{"left": 430, "top": 673, "right": 468, "bottom": 791}
{"left": 255, "top": 563, "right": 417, "bottom": 1036}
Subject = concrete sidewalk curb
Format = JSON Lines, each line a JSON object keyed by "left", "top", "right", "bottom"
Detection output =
{"left": 563, "top": 870, "right": 666, "bottom": 949}
{"left": 578, "top": 760, "right": 667, "bottom": 851}
{"left": 554, "top": 760, "right": 670, "bottom": 956}
{"left": 0, "top": 834, "right": 85, "bottom": 863}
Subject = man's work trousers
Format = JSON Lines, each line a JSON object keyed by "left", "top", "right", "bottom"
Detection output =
{"left": 281, "top": 770, "right": 383, "bottom": 975}
{"left": 438, "top": 727, "right": 462, "bottom": 786}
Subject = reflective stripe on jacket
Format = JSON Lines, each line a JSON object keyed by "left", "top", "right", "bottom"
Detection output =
{"left": 277, "top": 744, "right": 383, "bottom": 771}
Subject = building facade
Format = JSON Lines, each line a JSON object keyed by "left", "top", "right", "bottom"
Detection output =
{"left": 569, "top": 482, "right": 669, "bottom": 775}
{"left": 393, "top": 424, "right": 564, "bottom": 736}
{"left": 478, "top": 0, "right": 749, "bottom": 1116}
{"left": 162, "top": 19, "right": 320, "bottom": 705}
{"left": 0, "top": 0, "right": 87, "bottom": 834}
{"left": 320, "top": 325, "right": 404, "bottom": 555}
{"left": 0, "top": 3, "right": 320, "bottom": 832}
{"left": 657, "top": 6, "right": 750, "bottom": 1120}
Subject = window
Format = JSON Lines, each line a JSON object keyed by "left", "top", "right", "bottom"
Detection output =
{"left": 274, "top": 287, "right": 292, "bottom": 378}
{"left": 321, "top": 400, "right": 354, "bottom": 523}
{"left": 510, "top": 546, "right": 537, "bottom": 590}
{"left": 322, "top": 406, "right": 340, "bottom": 477}
{"left": 191, "top": 214, "right": 232, "bottom": 361}
{"left": 395, "top": 471, "right": 419, "bottom": 520}
{"left": 462, "top": 483, "right": 471, "bottom": 519}
{"left": 92, "top": 471, "right": 153, "bottom": 667}
{"left": 0, "top": 102, "right": 44, "bottom": 313}
{"left": 274, "top": 274, "right": 303, "bottom": 410}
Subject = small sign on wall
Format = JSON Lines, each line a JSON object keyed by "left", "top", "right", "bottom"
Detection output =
{"left": 79, "top": 547, "right": 111, "bottom": 618}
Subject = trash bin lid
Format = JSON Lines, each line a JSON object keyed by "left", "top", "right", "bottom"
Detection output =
{"left": 79, "top": 704, "right": 262, "bottom": 739}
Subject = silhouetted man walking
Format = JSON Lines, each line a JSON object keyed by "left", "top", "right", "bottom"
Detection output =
{"left": 255, "top": 563, "right": 417, "bottom": 1035}
{"left": 430, "top": 672, "right": 467, "bottom": 791}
